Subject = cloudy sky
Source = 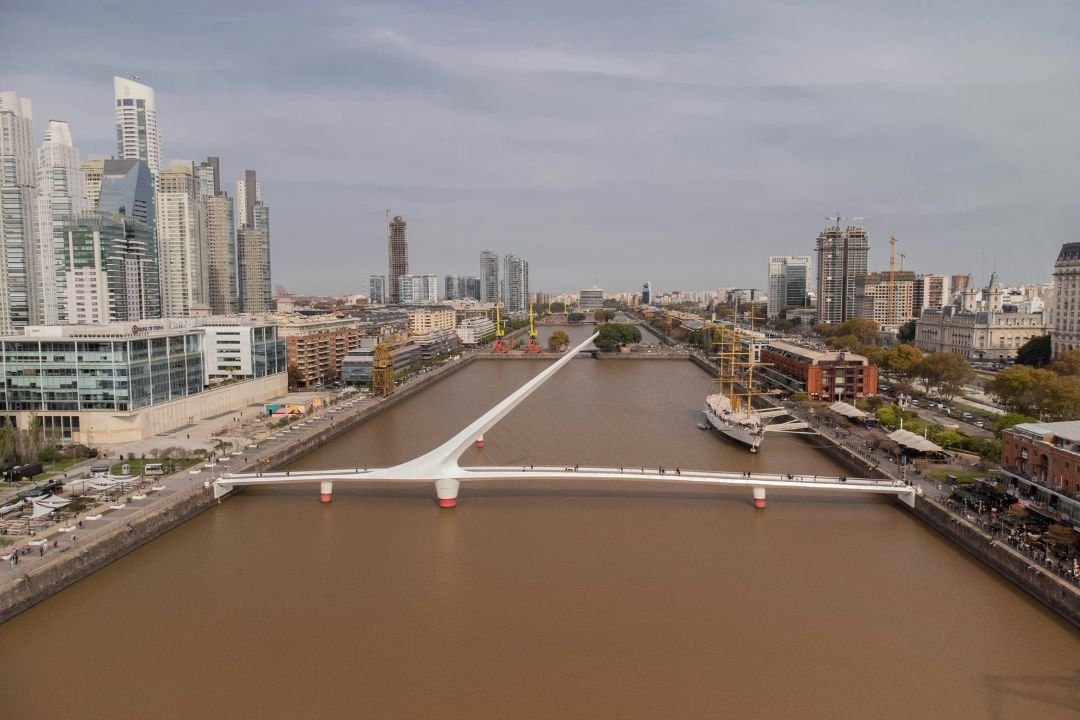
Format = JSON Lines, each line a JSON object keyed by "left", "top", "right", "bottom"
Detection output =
{"left": 3, "top": 0, "right": 1078, "bottom": 294}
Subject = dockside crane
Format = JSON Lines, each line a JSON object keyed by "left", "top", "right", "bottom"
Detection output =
{"left": 491, "top": 301, "right": 508, "bottom": 353}
{"left": 524, "top": 303, "right": 542, "bottom": 353}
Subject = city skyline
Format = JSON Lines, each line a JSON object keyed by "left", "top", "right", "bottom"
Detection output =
{"left": 2, "top": 2, "right": 1076, "bottom": 294}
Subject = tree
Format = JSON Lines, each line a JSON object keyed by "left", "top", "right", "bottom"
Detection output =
{"left": 915, "top": 352, "right": 975, "bottom": 399}
{"left": 568, "top": 312, "right": 585, "bottom": 323}
{"left": 898, "top": 320, "right": 917, "bottom": 344}
{"left": 1050, "top": 347, "right": 1080, "bottom": 375}
{"left": 548, "top": 301, "right": 566, "bottom": 314}
{"left": 1016, "top": 335, "right": 1052, "bottom": 368}
{"left": 819, "top": 318, "right": 879, "bottom": 345}
{"left": 593, "top": 323, "right": 642, "bottom": 352}
{"left": 995, "top": 412, "right": 1036, "bottom": 435}
{"left": 988, "top": 365, "right": 1042, "bottom": 415}
{"left": 881, "top": 344, "right": 923, "bottom": 379}
{"left": 547, "top": 330, "right": 571, "bottom": 352}
{"left": 593, "top": 309, "right": 606, "bottom": 323}
{"left": 287, "top": 364, "right": 303, "bottom": 388}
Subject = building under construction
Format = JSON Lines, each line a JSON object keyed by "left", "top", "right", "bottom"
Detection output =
{"left": 815, "top": 223, "right": 869, "bottom": 325}
{"left": 387, "top": 214, "right": 409, "bottom": 304}
{"left": 855, "top": 270, "right": 917, "bottom": 329}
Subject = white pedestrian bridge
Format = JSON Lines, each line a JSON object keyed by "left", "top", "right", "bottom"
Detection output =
{"left": 214, "top": 333, "right": 917, "bottom": 510}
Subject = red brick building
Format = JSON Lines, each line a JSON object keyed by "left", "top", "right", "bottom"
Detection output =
{"left": 1000, "top": 421, "right": 1080, "bottom": 525}
{"left": 274, "top": 314, "right": 367, "bottom": 389}
{"left": 759, "top": 341, "right": 878, "bottom": 400}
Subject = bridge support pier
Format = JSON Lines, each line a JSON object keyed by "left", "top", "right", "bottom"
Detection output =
{"left": 753, "top": 487, "right": 767, "bottom": 509}
{"left": 320, "top": 481, "right": 333, "bottom": 503}
{"left": 435, "top": 478, "right": 460, "bottom": 508}
{"left": 476, "top": 434, "right": 485, "bottom": 449}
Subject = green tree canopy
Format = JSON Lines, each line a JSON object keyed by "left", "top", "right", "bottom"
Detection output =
{"left": 915, "top": 352, "right": 975, "bottom": 399}
{"left": 1016, "top": 335, "right": 1052, "bottom": 367}
{"left": 881, "top": 344, "right": 924, "bottom": 379}
{"left": 593, "top": 323, "right": 642, "bottom": 352}
{"left": 897, "top": 319, "right": 917, "bottom": 343}
{"left": 819, "top": 318, "right": 879, "bottom": 345}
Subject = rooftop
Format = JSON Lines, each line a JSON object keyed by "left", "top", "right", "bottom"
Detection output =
{"left": 1011, "top": 421, "right": 1080, "bottom": 444}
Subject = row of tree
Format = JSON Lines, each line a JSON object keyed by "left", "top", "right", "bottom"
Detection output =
{"left": 593, "top": 324, "right": 643, "bottom": 352}
{"left": 987, "top": 355, "right": 1080, "bottom": 419}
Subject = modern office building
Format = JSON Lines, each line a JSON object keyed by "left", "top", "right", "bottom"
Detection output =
{"left": 412, "top": 327, "right": 458, "bottom": 360}
{"left": 61, "top": 211, "right": 161, "bottom": 323}
{"left": 579, "top": 287, "right": 604, "bottom": 310}
{"left": 767, "top": 256, "right": 811, "bottom": 318}
{"left": 98, "top": 158, "right": 155, "bottom": 227}
{"left": 444, "top": 275, "right": 481, "bottom": 301}
{"left": 1052, "top": 243, "right": 1080, "bottom": 358}
{"left": 0, "top": 91, "right": 37, "bottom": 333}
{"left": 815, "top": 223, "right": 869, "bottom": 324}
{"left": 0, "top": 320, "right": 285, "bottom": 443}
{"left": 759, "top": 341, "right": 878, "bottom": 400}
{"left": 387, "top": 214, "right": 408, "bottom": 304}
{"left": 854, "top": 270, "right": 917, "bottom": 329}
{"left": 197, "top": 317, "right": 287, "bottom": 385}
{"left": 369, "top": 275, "right": 386, "bottom": 304}
{"left": 157, "top": 161, "right": 205, "bottom": 317}
{"left": 480, "top": 249, "right": 499, "bottom": 303}
{"left": 34, "top": 120, "right": 85, "bottom": 324}
{"left": 341, "top": 337, "right": 422, "bottom": 385}
{"left": 114, "top": 76, "right": 161, "bottom": 178}
{"left": 641, "top": 281, "right": 652, "bottom": 305}
{"left": 502, "top": 254, "right": 529, "bottom": 312}
{"left": 236, "top": 169, "right": 271, "bottom": 313}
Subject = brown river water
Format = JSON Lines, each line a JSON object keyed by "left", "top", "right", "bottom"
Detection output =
{"left": 2, "top": 325, "right": 1078, "bottom": 719}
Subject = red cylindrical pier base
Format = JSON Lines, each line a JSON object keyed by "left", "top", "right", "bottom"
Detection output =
{"left": 438, "top": 498, "right": 457, "bottom": 508}
{"left": 321, "top": 493, "right": 333, "bottom": 503}
{"left": 476, "top": 436, "right": 485, "bottom": 448}
{"left": 320, "top": 481, "right": 333, "bottom": 503}
{"left": 753, "top": 497, "right": 767, "bottom": 509}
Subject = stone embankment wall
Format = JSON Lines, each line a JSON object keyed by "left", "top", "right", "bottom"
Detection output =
{"left": 0, "top": 489, "right": 217, "bottom": 623}
{"left": 905, "top": 496, "right": 1080, "bottom": 629}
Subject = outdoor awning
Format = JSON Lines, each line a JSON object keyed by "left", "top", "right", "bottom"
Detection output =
{"left": 30, "top": 496, "right": 71, "bottom": 518}
{"left": 887, "top": 429, "right": 944, "bottom": 453}
{"left": 829, "top": 401, "right": 868, "bottom": 419}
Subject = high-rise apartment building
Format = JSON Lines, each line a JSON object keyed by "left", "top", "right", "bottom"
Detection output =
{"left": 951, "top": 274, "right": 971, "bottom": 297}
{"left": 642, "top": 281, "right": 652, "bottom": 305}
{"left": 157, "top": 161, "right": 205, "bottom": 317}
{"left": 80, "top": 157, "right": 105, "bottom": 208}
{"left": 369, "top": 275, "right": 386, "bottom": 304}
{"left": 113, "top": 76, "right": 161, "bottom": 178}
{"left": 502, "top": 254, "right": 529, "bottom": 312}
{"left": 0, "top": 91, "right": 37, "bottom": 333}
{"left": 1052, "top": 243, "right": 1080, "bottom": 357}
{"left": 62, "top": 211, "right": 160, "bottom": 322}
{"left": 767, "top": 256, "right": 811, "bottom": 318}
{"left": 387, "top": 214, "right": 408, "bottom": 304}
{"left": 397, "top": 274, "right": 438, "bottom": 304}
{"left": 195, "top": 157, "right": 236, "bottom": 315}
{"left": 480, "top": 249, "right": 499, "bottom": 303}
{"left": 34, "top": 120, "right": 85, "bottom": 324}
{"left": 815, "top": 223, "right": 869, "bottom": 324}
{"left": 445, "top": 275, "right": 480, "bottom": 301}
{"left": 913, "top": 275, "right": 950, "bottom": 314}
{"left": 236, "top": 169, "right": 271, "bottom": 313}
{"left": 855, "top": 270, "right": 916, "bottom": 328}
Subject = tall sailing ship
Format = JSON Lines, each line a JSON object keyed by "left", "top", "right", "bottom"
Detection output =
{"left": 703, "top": 321, "right": 766, "bottom": 452}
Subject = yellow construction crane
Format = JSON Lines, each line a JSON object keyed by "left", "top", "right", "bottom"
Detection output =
{"left": 888, "top": 234, "right": 898, "bottom": 328}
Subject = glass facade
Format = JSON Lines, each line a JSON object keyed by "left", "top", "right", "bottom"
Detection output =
{"left": 0, "top": 333, "right": 204, "bottom": 412}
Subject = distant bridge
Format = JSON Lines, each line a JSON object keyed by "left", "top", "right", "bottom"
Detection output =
{"left": 215, "top": 333, "right": 917, "bottom": 509}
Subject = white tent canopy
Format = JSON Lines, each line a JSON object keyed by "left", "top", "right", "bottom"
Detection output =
{"left": 829, "top": 401, "right": 868, "bottom": 419}
{"left": 30, "top": 495, "right": 71, "bottom": 518}
{"left": 888, "top": 429, "right": 944, "bottom": 454}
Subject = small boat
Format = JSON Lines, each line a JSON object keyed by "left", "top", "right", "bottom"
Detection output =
{"left": 697, "top": 422, "right": 709, "bottom": 430}
{"left": 85, "top": 514, "right": 103, "bottom": 521}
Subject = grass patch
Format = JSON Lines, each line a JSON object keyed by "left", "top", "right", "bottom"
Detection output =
{"left": 108, "top": 458, "right": 202, "bottom": 476}
{"left": 928, "top": 469, "right": 985, "bottom": 484}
